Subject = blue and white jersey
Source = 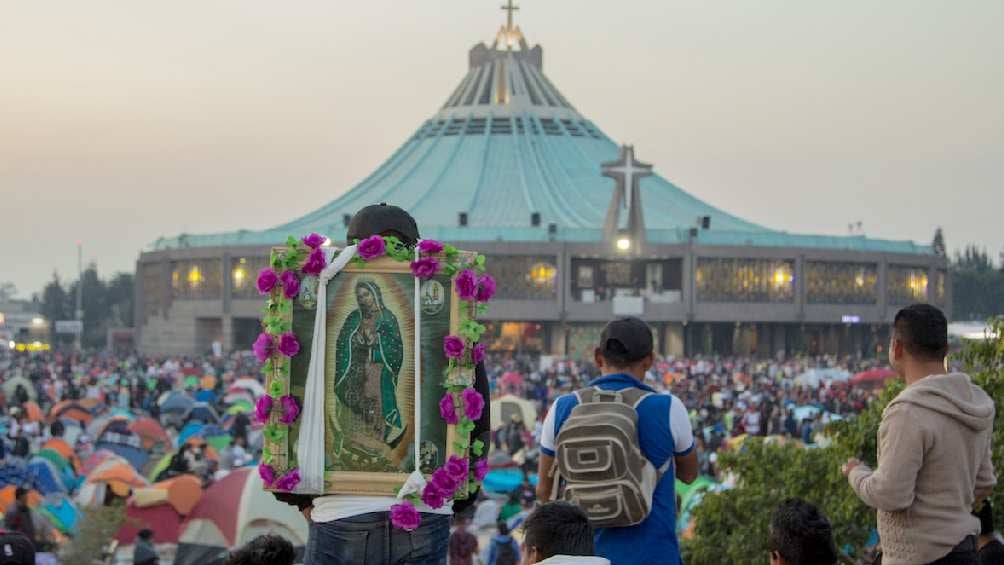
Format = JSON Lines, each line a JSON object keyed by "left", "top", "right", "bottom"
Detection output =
{"left": 540, "top": 373, "right": 695, "bottom": 565}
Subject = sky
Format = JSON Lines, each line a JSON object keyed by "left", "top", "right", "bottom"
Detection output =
{"left": 1, "top": 0, "right": 1002, "bottom": 298}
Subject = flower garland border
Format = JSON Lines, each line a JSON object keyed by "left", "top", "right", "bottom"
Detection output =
{"left": 254, "top": 233, "right": 493, "bottom": 532}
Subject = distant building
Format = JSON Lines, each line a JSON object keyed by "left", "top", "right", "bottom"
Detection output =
{"left": 135, "top": 7, "right": 947, "bottom": 357}
{"left": 0, "top": 299, "right": 49, "bottom": 351}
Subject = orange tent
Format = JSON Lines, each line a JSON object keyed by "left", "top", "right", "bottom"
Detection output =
{"left": 48, "top": 400, "right": 94, "bottom": 424}
{"left": 42, "top": 438, "right": 82, "bottom": 473}
{"left": 129, "top": 417, "right": 169, "bottom": 450}
{"left": 0, "top": 486, "right": 43, "bottom": 514}
{"left": 134, "top": 475, "right": 203, "bottom": 516}
{"left": 23, "top": 401, "right": 43, "bottom": 422}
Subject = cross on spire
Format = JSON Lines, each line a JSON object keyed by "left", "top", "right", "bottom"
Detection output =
{"left": 501, "top": 0, "right": 519, "bottom": 34}
{"left": 602, "top": 145, "right": 653, "bottom": 253}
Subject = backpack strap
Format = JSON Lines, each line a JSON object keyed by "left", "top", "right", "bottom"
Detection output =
{"left": 577, "top": 386, "right": 652, "bottom": 408}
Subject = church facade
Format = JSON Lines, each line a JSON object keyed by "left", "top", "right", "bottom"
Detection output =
{"left": 135, "top": 9, "right": 948, "bottom": 358}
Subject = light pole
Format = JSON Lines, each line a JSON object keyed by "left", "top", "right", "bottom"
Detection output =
{"left": 75, "top": 240, "right": 83, "bottom": 351}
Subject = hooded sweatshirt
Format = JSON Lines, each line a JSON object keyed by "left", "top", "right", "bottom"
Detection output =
{"left": 849, "top": 372, "right": 996, "bottom": 564}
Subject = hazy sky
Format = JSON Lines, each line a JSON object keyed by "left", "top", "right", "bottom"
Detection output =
{"left": 2, "top": 0, "right": 1002, "bottom": 298}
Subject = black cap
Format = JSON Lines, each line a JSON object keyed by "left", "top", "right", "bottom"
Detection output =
{"left": 0, "top": 532, "right": 34, "bottom": 565}
{"left": 599, "top": 317, "right": 653, "bottom": 363}
{"left": 346, "top": 203, "right": 420, "bottom": 247}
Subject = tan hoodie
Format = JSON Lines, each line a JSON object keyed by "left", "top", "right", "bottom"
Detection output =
{"left": 849, "top": 372, "right": 996, "bottom": 564}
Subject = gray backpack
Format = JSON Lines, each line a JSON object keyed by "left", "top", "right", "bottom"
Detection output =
{"left": 552, "top": 387, "right": 669, "bottom": 528}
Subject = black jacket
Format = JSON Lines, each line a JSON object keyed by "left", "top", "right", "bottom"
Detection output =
{"left": 273, "top": 361, "right": 491, "bottom": 514}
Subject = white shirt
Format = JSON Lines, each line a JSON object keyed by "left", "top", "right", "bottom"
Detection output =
{"left": 310, "top": 495, "right": 453, "bottom": 523}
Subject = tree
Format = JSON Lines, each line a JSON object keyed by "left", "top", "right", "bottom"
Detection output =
{"left": 0, "top": 282, "right": 16, "bottom": 301}
{"left": 684, "top": 324, "right": 1002, "bottom": 565}
{"left": 38, "top": 268, "right": 135, "bottom": 349}
{"left": 931, "top": 227, "right": 946, "bottom": 257}
{"left": 952, "top": 245, "right": 1004, "bottom": 320}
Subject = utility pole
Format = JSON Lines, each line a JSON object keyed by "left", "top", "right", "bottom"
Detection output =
{"left": 75, "top": 241, "right": 83, "bottom": 352}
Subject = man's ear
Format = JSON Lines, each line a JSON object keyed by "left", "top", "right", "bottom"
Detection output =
{"left": 770, "top": 550, "right": 785, "bottom": 565}
{"left": 593, "top": 348, "right": 605, "bottom": 371}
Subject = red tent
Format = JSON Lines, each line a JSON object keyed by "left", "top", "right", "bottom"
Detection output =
{"left": 115, "top": 501, "right": 183, "bottom": 545}
{"left": 850, "top": 368, "right": 897, "bottom": 387}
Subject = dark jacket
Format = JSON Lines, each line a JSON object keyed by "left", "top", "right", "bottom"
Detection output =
{"left": 273, "top": 360, "right": 491, "bottom": 513}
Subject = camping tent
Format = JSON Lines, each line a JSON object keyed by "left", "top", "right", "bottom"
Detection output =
{"left": 489, "top": 395, "right": 538, "bottom": 431}
{"left": 175, "top": 468, "right": 307, "bottom": 565}
{"left": 129, "top": 416, "right": 169, "bottom": 450}
{"left": 2, "top": 375, "right": 36, "bottom": 401}
{"left": 48, "top": 400, "right": 93, "bottom": 425}
{"left": 850, "top": 368, "right": 897, "bottom": 388}
{"left": 183, "top": 403, "right": 221, "bottom": 426}
{"left": 95, "top": 418, "right": 149, "bottom": 470}
{"left": 794, "top": 368, "right": 851, "bottom": 388}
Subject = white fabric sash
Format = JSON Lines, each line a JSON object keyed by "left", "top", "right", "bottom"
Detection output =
{"left": 397, "top": 247, "right": 426, "bottom": 499}
{"left": 295, "top": 245, "right": 357, "bottom": 493}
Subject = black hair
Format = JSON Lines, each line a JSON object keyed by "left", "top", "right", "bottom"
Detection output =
{"left": 14, "top": 487, "right": 29, "bottom": 500}
{"left": 50, "top": 420, "right": 64, "bottom": 438}
{"left": 138, "top": 528, "right": 154, "bottom": 541}
{"left": 224, "top": 534, "right": 295, "bottom": 565}
{"left": 976, "top": 500, "right": 994, "bottom": 536}
{"left": 893, "top": 304, "right": 948, "bottom": 361}
{"left": 768, "top": 499, "right": 837, "bottom": 565}
{"left": 599, "top": 339, "right": 639, "bottom": 367}
{"left": 522, "top": 501, "right": 595, "bottom": 560}
{"left": 497, "top": 521, "right": 510, "bottom": 536}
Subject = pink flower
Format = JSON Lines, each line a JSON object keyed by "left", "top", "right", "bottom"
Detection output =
{"left": 279, "top": 395, "right": 300, "bottom": 425}
{"left": 417, "top": 239, "right": 444, "bottom": 255}
{"left": 274, "top": 468, "right": 301, "bottom": 491}
{"left": 445, "top": 455, "right": 469, "bottom": 482}
{"left": 439, "top": 393, "right": 458, "bottom": 425}
{"left": 430, "top": 467, "right": 460, "bottom": 496}
{"left": 410, "top": 257, "right": 440, "bottom": 280}
{"left": 473, "top": 459, "right": 489, "bottom": 481}
{"left": 390, "top": 501, "right": 422, "bottom": 531}
{"left": 252, "top": 333, "right": 274, "bottom": 363}
{"left": 475, "top": 274, "right": 496, "bottom": 303}
{"left": 474, "top": 458, "right": 489, "bottom": 481}
{"left": 278, "top": 333, "right": 300, "bottom": 357}
{"left": 302, "top": 233, "right": 325, "bottom": 249}
{"left": 455, "top": 269, "right": 478, "bottom": 301}
{"left": 461, "top": 388, "right": 484, "bottom": 421}
{"left": 471, "top": 343, "right": 487, "bottom": 365}
{"left": 254, "top": 395, "right": 273, "bottom": 423}
{"left": 257, "top": 268, "right": 278, "bottom": 295}
{"left": 357, "top": 236, "right": 387, "bottom": 260}
{"left": 421, "top": 482, "right": 446, "bottom": 509}
{"left": 302, "top": 248, "right": 326, "bottom": 276}
{"left": 280, "top": 270, "right": 300, "bottom": 300}
{"left": 258, "top": 463, "right": 276, "bottom": 487}
{"left": 443, "top": 336, "right": 465, "bottom": 359}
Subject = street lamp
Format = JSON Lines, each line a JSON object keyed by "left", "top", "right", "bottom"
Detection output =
{"left": 616, "top": 237, "right": 631, "bottom": 252}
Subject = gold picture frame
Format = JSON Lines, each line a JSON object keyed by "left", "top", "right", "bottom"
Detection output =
{"left": 264, "top": 251, "right": 474, "bottom": 496}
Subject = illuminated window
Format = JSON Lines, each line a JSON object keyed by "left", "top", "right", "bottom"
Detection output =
{"left": 171, "top": 260, "right": 223, "bottom": 300}
{"left": 696, "top": 258, "right": 795, "bottom": 303}
{"left": 806, "top": 262, "right": 878, "bottom": 304}
{"left": 230, "top": 257, "right": 271, "bottom": 299}
{"left": 887, "top": 266, "right": 929, "bottom": 305}
{"left": 485, "top": 255, "right": 558, "bottom": 300}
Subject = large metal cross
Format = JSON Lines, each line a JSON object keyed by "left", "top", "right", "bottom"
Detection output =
{"left": 501, "top": 0, "right": 519, "bottom": 34}
{"left": 602, "top": 145, "right": 653, "bottom": 252}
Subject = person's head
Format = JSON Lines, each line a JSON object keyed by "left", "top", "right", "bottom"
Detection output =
{"left": 889, "top": 304, "right": 948, "bottom": 375}
{"left": 137, "top": 528, "right": 154, "bottom": 542}
{"left": 593, "top": 317, "right": 654, "bottom": 380}
{"left": 497, "top": 521, "right": 510, "bottom": 536}
{"left": 768, "top": 499, "right": 837, "bottom": 565}
{"left": 0, "top": 531, "right": 34, "bottom": 565}
{"left": 521, "top": 502, "right": 595, "bottom": 564}
{"left": 224, "top": 534, "right": 295, "bottom": 565}
{"left": 346, "top": 203, "right": 420, "bottom": 247}
{"left": 49, "top": 420, "right": 64, "bottom": 438}
{"left": 355, "top": 281, "right": 380, "bottom": 312}
{"left": 14, "top": 487, "right": 28, "bottom": 506}
{"left": 976, "top": 500, "right": 995, "bottom": 539}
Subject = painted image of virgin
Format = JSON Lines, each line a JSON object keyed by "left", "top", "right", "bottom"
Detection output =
{"left": 333, "top": 280, "right": 406, "bottom": 448}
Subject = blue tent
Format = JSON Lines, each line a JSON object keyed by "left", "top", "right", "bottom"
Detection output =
{"left": 159, "top": 392, "right": 195, "bottom": 414}
{"left": 483, "top": 468, "right": 537, "bottom": 494}
{"left": 95, "top": 442, "right": 149, "bottom": 472}
{"left": 39, "top": 495, "right": 82, "bottom": 534}
{"left": 195, "top": 390, "right": 216, "bottom": 404}
{"left": 26, "top": 458, "right": 67, "bottom": 496}
{"left": 177, "top": 422, "right": 205, "bottom": 447}
{"left": 184, "top": 402, "right": 220, "bottom": 426}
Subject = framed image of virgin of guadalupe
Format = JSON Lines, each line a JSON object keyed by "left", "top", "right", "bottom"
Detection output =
{"left": 260, "top": 239, "right": 482, "bottom": 497}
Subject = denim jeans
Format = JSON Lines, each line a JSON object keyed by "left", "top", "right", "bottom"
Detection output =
{"left": 305, "top": 512, "right": 450, "bottom": 565}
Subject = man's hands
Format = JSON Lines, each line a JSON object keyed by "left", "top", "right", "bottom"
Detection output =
{"left": 841, "top": 458, "right": 862, "bottom": 477}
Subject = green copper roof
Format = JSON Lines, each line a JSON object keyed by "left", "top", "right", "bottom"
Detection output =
{"left": 151, "top": 32, "right": 931, "bottom": 257}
